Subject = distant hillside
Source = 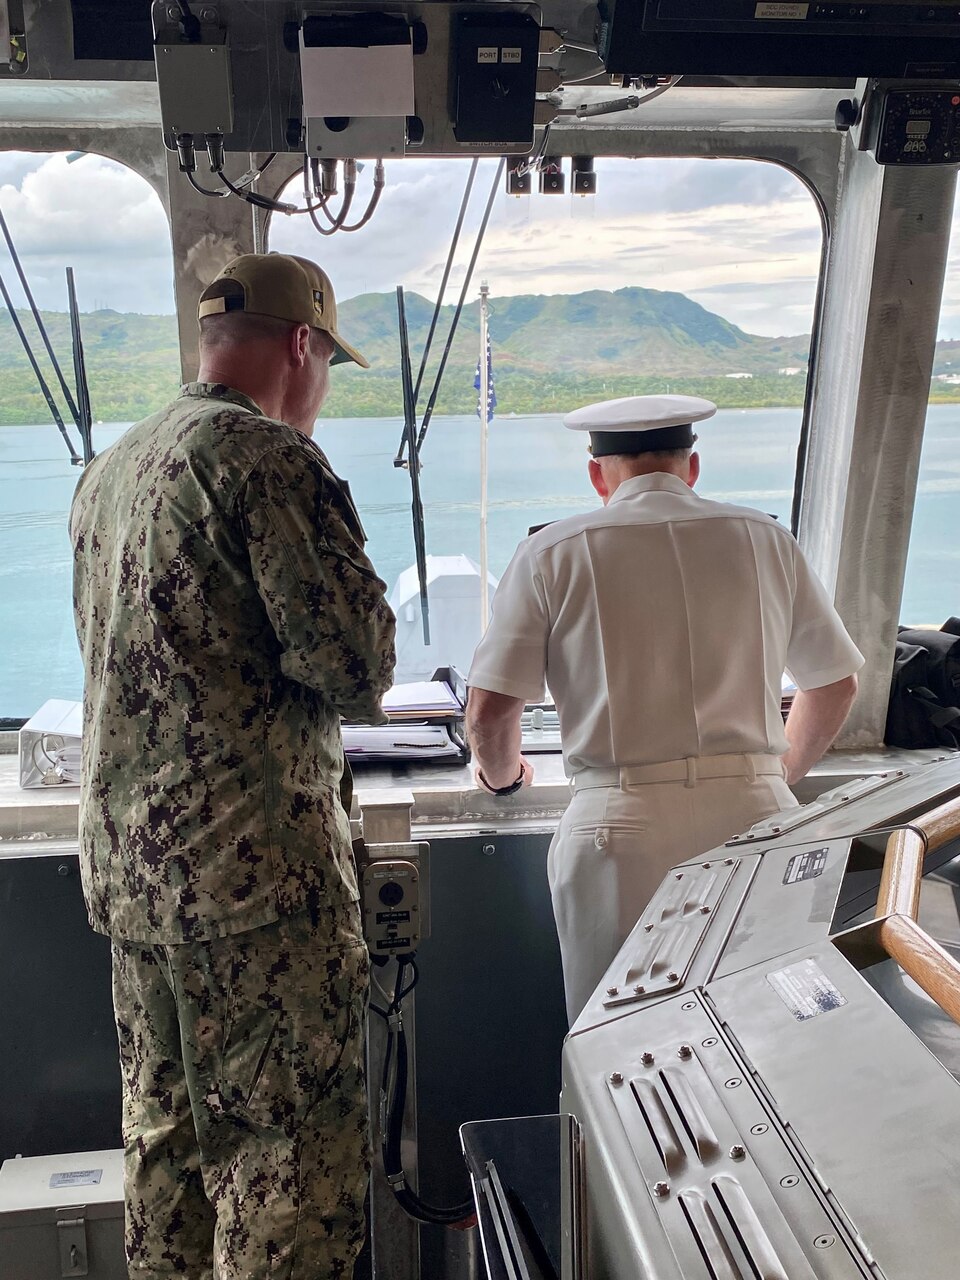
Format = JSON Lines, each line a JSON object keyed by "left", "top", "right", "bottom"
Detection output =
{"left": 0, "top": 287, "right": 956, "bottom": 425}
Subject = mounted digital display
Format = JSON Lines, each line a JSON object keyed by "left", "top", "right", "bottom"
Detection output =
{"left": 874, "top": 87, "right": 960, "bottom": 163}
{"left": 599, "top": 0, "right": 960, "bottom": 79}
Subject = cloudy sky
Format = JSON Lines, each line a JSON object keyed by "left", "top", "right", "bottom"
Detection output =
{"left": 0, "top": 148, "right": 958, "bottom": 338}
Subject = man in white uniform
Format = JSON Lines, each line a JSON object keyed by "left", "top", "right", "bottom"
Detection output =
{"left": 466, "top": 395, "right": 863, "bottom": 1022}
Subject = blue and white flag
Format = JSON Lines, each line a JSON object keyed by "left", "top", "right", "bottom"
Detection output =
{"left": 474, "top": 335, "right": 497, "bottom": 424}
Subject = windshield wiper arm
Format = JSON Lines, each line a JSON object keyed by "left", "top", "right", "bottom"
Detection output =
{"left": 397, "top": 285, "right": 430, "bottom": 644}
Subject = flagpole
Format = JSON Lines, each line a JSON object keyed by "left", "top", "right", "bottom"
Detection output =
{"left": 479, "top": 282, "right": 490, "bottom": 630}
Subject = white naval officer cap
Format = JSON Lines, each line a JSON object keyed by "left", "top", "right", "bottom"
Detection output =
{"left": 564, "top": 394, "right": 717, "bottom": 457}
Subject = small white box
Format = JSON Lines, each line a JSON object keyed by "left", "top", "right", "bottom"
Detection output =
{"left": 0, "top": 1149, "right": 125, "bottom": 1279}
{"left": 18, "top": 699, "right": 83, "bottom": 789}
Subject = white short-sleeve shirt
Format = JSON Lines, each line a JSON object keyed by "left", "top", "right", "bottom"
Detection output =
{"left": 468, "top": 473, "right": 864, "bottom": 775}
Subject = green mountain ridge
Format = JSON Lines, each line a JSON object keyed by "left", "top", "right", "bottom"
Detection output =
{"left": 0, "top": 287, "right": 956, "bottom": 425}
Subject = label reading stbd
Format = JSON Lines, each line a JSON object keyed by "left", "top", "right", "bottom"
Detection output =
{"left": 50, "top": 1169, "right": 103, "bottom": 1188}
{"left": 767, "top": 958, "right": 846, "bottom": 1022}
{"left": 755, "top": 2, "right": 809, "bottom": 17}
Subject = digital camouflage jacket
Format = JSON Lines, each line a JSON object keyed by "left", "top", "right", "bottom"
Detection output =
{"left": 70, "top": 384, "right": 396, "bottom": 945}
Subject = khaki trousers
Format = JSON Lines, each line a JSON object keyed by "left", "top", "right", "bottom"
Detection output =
{"left": 548, "top": 756, "right": 796, "bottom": 1023}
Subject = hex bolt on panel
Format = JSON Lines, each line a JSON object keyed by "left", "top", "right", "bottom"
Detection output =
{"left": 653, "top": 1181, "right": 670, "bottom": 1198}
{"left": 641, "top": 1052, "right": 655, "bottom": 1066}
{"left": 609, "top": 1072, "right": 624, "bottom": 1086}
{"left": 667, "top": 971, "right": 679, "bottom": 982}
{"left": 634, "top": 984, "right": 646, "bottom": 994}
{"left": 678, "top": 1044, "right": 693, "bottom": 1059}
{"left": 607, "top": 986, "right": 619, "bottom": 996}
{"left": 729, "top": 1145, "right": 746, "bottom": 1160}
{"left": 482, "top": 844, "right": 496, "bottom": 856}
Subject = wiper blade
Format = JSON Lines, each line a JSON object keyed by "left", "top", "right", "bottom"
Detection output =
{"left": 397, "top": 285, "right": 430, "bottom": 644}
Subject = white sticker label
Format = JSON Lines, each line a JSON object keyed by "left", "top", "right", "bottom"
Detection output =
{"left": 767, "top": 958, "right": 846, "bottom": 1021}
{"left": 50, "top": 1169, "right": 103, "bottom": 1188}
{"left": 477, "top": 47, "right": 499, "bottom": 63}
{"left": 501, "top": 47, "right": 522, "bottom": 63}
{"left": 755, "top": 2, "right": 809, "bottom": 17}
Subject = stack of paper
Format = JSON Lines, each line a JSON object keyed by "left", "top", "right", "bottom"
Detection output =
{"left": 382, "top": 681, "right": 463, "bottom": 718}
{"left": 342, "top": 723, "right": 463, "bottom": 760}
{"left": 343, "top": 677, "right": 466, "bottom": 762}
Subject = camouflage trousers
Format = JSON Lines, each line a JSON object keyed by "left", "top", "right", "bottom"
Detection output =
{"left": 110, "top": 910, "right": 370, "bottom": 1279}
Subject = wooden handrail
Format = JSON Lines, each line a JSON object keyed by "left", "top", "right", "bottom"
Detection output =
{"left": 878, "top": 915, "right": 960, "bottom": 1028}
{"left": 873, "top": 797, "right": 960, "bottom": 1026}
{"left": 876, "top": 828, "right": 924, "bottom": 920}
{"left": 875, "top": 798, "right": 960, "bottom": 922}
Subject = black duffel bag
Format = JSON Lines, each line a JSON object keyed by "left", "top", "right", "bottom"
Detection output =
{"left": 885, "top": 618, "right": 960, "bottom": 749}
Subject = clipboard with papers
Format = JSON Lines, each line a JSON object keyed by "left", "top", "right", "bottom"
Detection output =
{"left": 342, "top": 666, "right": 469, "bottom": 764}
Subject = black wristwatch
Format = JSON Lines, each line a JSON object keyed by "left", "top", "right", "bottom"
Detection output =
{"left": 478, "top": 768, "right": 525, "bottom": 796}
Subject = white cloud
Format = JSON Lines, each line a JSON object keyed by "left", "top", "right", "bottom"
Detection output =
{"left": 270, "top": 156, "right": 824, "bottom": 335}
{"left": 0, "top": 151, "right": 173, "bottom": 313}
{"left": 0, "top": 148, "right": 958, "bottom": 341}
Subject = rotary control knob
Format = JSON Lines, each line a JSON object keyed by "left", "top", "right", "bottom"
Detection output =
{"left": 835, "top": 98, "right": 860, "bottom": 132}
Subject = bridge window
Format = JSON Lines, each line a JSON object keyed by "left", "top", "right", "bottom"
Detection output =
{"left": 0, "top": 151, "right": 174, "bottom": 721}
{"left": 902, "top": 185, "right": 960, "bottom": 626}
{"left": 269, "top": 156, "right": 823, "bottom": 674}
{"left": 0, "top": 152, "right": 823, "bottom": 717}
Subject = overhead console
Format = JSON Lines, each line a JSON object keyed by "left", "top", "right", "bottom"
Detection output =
{"left": 599, "top": 0, "right": 960, "bottom": 80}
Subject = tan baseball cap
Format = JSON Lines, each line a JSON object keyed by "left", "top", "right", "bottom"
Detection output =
{"left": 197, "top": 252, "right": 369, "bottom": 368}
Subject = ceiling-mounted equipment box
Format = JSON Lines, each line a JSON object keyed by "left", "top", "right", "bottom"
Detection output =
{"left": 451, "top": 11, "right": 540, "bottom": 149}
{"left": 598, "top": 0, "right": 960, "bottom": 80}
{"left": 300, "top": 12, "right": 417, "bottom": 158}
{"left": 155, "top": 35, "right": 234, "bottom": 141}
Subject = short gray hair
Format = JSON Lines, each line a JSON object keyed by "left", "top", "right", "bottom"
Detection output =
{"left": 199, "top": 311, "right": 335, "bottom": 358}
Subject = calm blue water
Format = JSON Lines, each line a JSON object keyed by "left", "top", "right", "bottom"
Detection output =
{"left": 1, "top": 405, "right": 957, "bottom": 719}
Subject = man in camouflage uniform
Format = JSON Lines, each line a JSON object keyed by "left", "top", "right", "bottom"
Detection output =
{"left": 70, "top": 253, "right": 396, "bottom": 1279}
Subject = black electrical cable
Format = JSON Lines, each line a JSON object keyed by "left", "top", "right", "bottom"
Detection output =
{"left": 175, "top": 0, "right": 202, "bottom": 42}
{"left": 186, "top": 170, "right": 230, "bottom": 199}
{"left": 213, "top": 163, "right": 299, "bottom": 214}
{"left": 376, "top": 957, "right": 475, "bottom": 1226}
{"left": 252, "top": 152, "right": 278, "bottom": 183}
